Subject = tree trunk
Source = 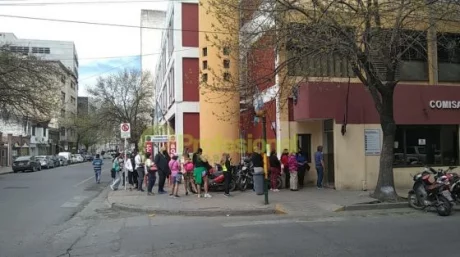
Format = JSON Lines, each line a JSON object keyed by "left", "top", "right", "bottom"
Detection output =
{"left": 372, "top": 90, "right": 399, "bottom": 201}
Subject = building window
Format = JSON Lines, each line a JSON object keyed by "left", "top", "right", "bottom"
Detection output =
{"left": 203, "top": 61, "right": 208, "bottom": 70}
{"left": 223, "top": 47, "right": 230, "bottom": 55}
{"left": 32, "top": 47, "right": 50, "bottom": 54}
{"left": 61, "top": 109, "right": 65, "bottom": 118}
{"left": 437, "top": 33, "right": 460, "bottom": 82}
{"left": 61, "top": 76, "right": 66, "bottom": 84}
{"left": 9, "top": 46, "right": 29, "bottom": 55}
{"left": 32, "top": 126, "right": 36, "bottom": 136}
{"left": 71, "top": 96, "right": 76, "bottom": 104}
{"left": 223, "top": 59, "right": 230, "bottom": 68}
{"left": 223, "top": 72, "right": 231, "bottom": 81}
{"left": 70, "top": 81, "right": 75, "bottom": 90}
{"left": 43, "top": 128, "right": 46, "bottom": 137}
{"left": 393, "top": 125, "right": 459, "bottom": 167}
{"left": 202, "top": 73, "right": 208, "bottom": 82}
{"left": 202, "top": 47, "right": 208, "bottom": 57}
{"left": 60, "top": 127, "right": 66, "bottom": 136}
{"left": 61, "top": 92, "right": 65, "bottom": 105}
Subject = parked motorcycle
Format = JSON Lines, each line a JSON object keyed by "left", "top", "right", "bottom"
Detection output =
{"left": 188, "top": 163, "right": 237, "bottom": 193}
{"left": 237, "top": 157, "right": 254, "bottom": 191}
{"left": 431, "top": 166, "right": 460, "bottom": 203}
{"left": 408, "top": 167, "right": 454, "bottom": 216}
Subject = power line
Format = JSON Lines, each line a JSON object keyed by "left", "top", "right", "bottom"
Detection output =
{"left": 0, "top": 14, "right": 234, "bottom": 34}
{"left": 0, "top": 0, "right": 172, "bottom": 6}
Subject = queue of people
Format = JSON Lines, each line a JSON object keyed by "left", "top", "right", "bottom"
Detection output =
{"left": 96, "top": 145, "right": 326, "bottom": 196}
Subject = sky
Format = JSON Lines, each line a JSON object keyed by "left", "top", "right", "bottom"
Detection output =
{"left": 0, "top": 0, "right": 168, "bottom": 96}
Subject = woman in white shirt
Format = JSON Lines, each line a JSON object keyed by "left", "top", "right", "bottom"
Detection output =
{"left": 125, "top": 154, "right": 134, "bottom": 190}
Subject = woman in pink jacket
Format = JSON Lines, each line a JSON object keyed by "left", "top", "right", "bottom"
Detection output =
{"left": 288, "top": 151, "right": 299, "bottom": 191}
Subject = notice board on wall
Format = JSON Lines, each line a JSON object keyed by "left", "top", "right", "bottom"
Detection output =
{"left": 364, "top": 129, "right": 381, "bottom": 156}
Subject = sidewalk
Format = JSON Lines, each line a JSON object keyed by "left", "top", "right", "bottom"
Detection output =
{"left": 0, "top": 166, "right": 12, "bottom": 175}
{"left": 108, "top": 185, "right": 383, "bottom": 217}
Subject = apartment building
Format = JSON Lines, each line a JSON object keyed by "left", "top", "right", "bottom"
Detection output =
{"left": 145, "top": 1, "right": 200, "bottom": 156}
{"left": 0, "top": 33, "right": 79, "bottom": 166}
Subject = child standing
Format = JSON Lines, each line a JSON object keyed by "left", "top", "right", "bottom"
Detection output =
{"left": 169, "top": 154, "right": 182, "bottom": 198}
{"left": 288, "top": 151, "right": 299, "bottom": 191}
{"left": 92, "top": 154, "right": 103, "bottom": 184}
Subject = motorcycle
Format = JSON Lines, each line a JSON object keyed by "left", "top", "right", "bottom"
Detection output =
{"left": 408, "top": 167, "right": 454, "bottom": 216}
{"left": 237, "top": 157, "right": 254, "bottom": 191}
{"left": 431, "top": 166, "right": 460, "bottom": 203}
{"left": 188, "top": 163, "right": 237, "bottom": 193}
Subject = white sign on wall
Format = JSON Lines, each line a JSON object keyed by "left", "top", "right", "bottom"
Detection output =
{"left": 364, "top": 129, "right": 381, "bottom": 156}
{"left": 429, "top": 100, "right": 460, "bottom": 109}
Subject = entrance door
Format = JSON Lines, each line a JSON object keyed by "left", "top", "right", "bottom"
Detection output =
{"left": 323, "top": 120, "right": 335, "bottom": 188}
{"left": 297, "top": 134, "right": 312, "bottom": 162}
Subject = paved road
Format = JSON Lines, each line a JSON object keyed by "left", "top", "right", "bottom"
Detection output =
{"left": 0, "top": 161, "right": 111, "bottom": 257}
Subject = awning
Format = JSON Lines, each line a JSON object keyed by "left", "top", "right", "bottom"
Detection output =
{"left": 22, "top": 143, "right": 29, "bottom": 148}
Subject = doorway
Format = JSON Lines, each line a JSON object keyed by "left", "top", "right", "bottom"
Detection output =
{"left": 297, "top": 134, "right": 312, "bottom": 162}
{"left": 323, "top": 119, "right": 335, "bottom": 188}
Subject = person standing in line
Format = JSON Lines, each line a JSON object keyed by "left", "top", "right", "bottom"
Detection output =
{"left": 280, "top": 149, "right": 290, "bottom": 189}
{"left": 110, "top": 153, "right": 122, "bottom": 190}
{"left": 221, "top": 153, "right": 232, "bottom": 197}
{"left": 130, "top": 152, "right": 138, "bottom": 189}
{"left": 296, "top": 150, "right": 308, "bottom": 189}
{"left": 145, "top": 152, "right": 157, "bottom": 195}
{"left": 252, "top": 147, "right": 264, "bottom": 192}
{"left": 315, "top": 145, "right": 325, "bottom": 189}
{"left": 154, "top": 146, "right": 169, "bottom": 194}
{"left": 183, "top": 153, "right": 196, "bottom": 196}
{"left": 125, "top": 153, "right": 134, "bottom": 190}
{"left": 92, "top": 154, "right": 103, "bottom": 184}
{"left": 169, "top": 154, "right": 182, "bottom": 198}
{"left": 269, "top": 150, "right": 281, "bottom": 192}
{"left": 135, "top": 151, "right": 145, "bottom": 192}
{"left": 288, "top": 151, "right": 299, "bottom": 191}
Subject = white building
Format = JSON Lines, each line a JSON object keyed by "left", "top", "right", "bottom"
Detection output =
{"left": 0, "top": 32, "right": 79, "bottom": 79}
{"left": 144, "top": 1, "right": 200, "bottom": 155}
{"left": 141, "top": 10, "right": 166, "bottom": 79}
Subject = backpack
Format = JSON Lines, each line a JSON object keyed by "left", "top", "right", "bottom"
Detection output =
{"left": 184, "top": 162, "right": 194, "bottom": 172}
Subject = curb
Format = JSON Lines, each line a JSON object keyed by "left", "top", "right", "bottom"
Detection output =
{"left": 111, "top": 203, "right": 277, "bottom": 217}
{"left": 0, "top": 171, "right": 13, "bottom": 176}
{"left": 337, "top": 202, "right": 408, "bottom": 211}
{"left": 274, "top": 204, "right": 288, "bottom": 215}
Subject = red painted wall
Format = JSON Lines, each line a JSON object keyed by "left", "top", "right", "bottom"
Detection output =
{"left": 240, "top": 100, "right": 277, "bottom": 152}
{"left": 183, "top": 113, "right": 200, "bottom": 152}
{"left": 293, "top": 82, "right": 460, "bottom": 124}
{"left": 182, "top": 3, "right": 199, "bottom": 47}
{"left": 182, "top": 58, "right": 199, "bottom": 101}
{"left": 247, "top": 34, "right": 276, "bottom": 91}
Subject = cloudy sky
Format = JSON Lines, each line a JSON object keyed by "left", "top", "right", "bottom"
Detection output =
{"left": 0, "top": 0, "right": 168, "bottom": 96}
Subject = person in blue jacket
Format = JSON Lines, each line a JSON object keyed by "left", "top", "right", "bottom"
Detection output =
{"left": 92, "top": 154, "right": 104, "bottom": 184}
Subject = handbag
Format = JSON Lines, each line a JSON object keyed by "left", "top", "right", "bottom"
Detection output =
{"left": 111, "top": 168, "right": 116, "bottom": 178}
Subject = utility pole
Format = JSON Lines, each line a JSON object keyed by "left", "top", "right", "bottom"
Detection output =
{"left": 255, "top": 110, "right": 269, "bottom": 205}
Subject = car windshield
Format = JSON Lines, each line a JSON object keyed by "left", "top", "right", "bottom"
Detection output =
{"left": 36, "top": 156, "right": 46, "bottom": 159}
{"left": 15, "top": 156, "right": 30, "bottom": 161}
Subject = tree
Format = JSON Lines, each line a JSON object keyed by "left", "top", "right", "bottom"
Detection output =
{"left": 0, "top": 46, "right": 61, "bottom": 121}
{"left": 87, "top": 68, "right": 153, "bottom": 146}
{"left": 203, "top": 0, "right": 459, "bottom": 201}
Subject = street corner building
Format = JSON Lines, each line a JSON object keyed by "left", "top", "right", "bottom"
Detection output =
{"left": 141, "top": 0, "right": 460, "bottom": 190}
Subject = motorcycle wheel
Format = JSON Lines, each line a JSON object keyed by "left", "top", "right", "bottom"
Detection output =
{"left": 436, "top": 196, "right": 452, "bottom": 216}
{"left": 238, "top": 177, "right": 248, "bottom": 191}
{"left": 229, "top": 179, "right": 237, "bottom": 192}
{"left": 408, "top": 192, "right": 424, "bottom": 210}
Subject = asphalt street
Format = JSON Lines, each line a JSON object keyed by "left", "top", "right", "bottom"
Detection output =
{"left": 0, "top": 161, "right": 111, "bottom": 257}
{"left": 2, "top": 163, "right": 460, "bottom": 257}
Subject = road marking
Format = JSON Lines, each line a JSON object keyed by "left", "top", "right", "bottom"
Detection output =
{"left": 72, "top": 170, "right": 105, "bottom": 187}
{"left": 222, "top": 217, "right": 346, "bottom": 227}
{"left": 61, "top": 202, "right": 80, "bottom": 208}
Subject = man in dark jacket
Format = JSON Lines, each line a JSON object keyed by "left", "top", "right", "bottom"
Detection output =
{"left": 154, "top": 146, "right": 170, "bottom": 194}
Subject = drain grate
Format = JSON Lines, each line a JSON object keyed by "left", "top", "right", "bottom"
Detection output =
{"left": 4, "top": 186, "right": 29, "bottom": 189}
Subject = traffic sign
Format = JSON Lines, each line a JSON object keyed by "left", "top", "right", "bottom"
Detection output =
{"left": 120, "top": 123, "right": 131, "bottom": 139}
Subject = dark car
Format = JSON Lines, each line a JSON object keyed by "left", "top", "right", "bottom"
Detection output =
{"left": 50, "top": 155, "right": 60, "bottom": 167}
{"left": 85, "top": 154, "right": 94, "bottom": 161}
{"left": 58, "top": 156, "right": 68, "bottom": 166}
{"left": 12, "top": 156, "right": 41, "bottom": 173}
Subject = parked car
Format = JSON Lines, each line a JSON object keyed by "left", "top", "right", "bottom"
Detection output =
{"left": 75, "top": 154, "right": 84, "bottom": 163}
{"left": 58, "top": 156, "right": 69, "bottom": 166}
{"left": 85, "top": 154, "right": 94, "bottom": 161}
{"left": 50, "top": 155, "right": 60, "bottom": 167}
{"left": 70, "top": 154, "right": 78, "bottom": 164}
{"left": 37, "top": 156, "right": 55, "bottom": 169}
{"left": 58, "top": 152, "right": 72, "bottom": 164}
{"left": 12, "top": 156, "right": 41, "bottom": 173}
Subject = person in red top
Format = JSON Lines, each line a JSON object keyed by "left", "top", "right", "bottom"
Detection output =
{"left": 280, "top": 149, "right": 290, "bottom": 188}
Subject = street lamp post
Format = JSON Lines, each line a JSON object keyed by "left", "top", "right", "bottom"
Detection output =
{"left": 255, "top": 110, "right": 269, "bottom": 205}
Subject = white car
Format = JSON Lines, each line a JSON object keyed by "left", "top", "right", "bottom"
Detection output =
{"left": 75, "top": 154, "right": 84, "bottom": 163}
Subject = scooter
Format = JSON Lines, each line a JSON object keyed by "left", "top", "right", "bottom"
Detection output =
{"left": 431, "top": 166, "right": 460, "bottom": 203}
{"left": 188, "top": 163, "right": 237, "bottom": 193}
{"left": 236, "top": 157, "right": 254, "bottom": 191}
{"left": 408, "top": 167, "right": 454, "bottom": 216}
